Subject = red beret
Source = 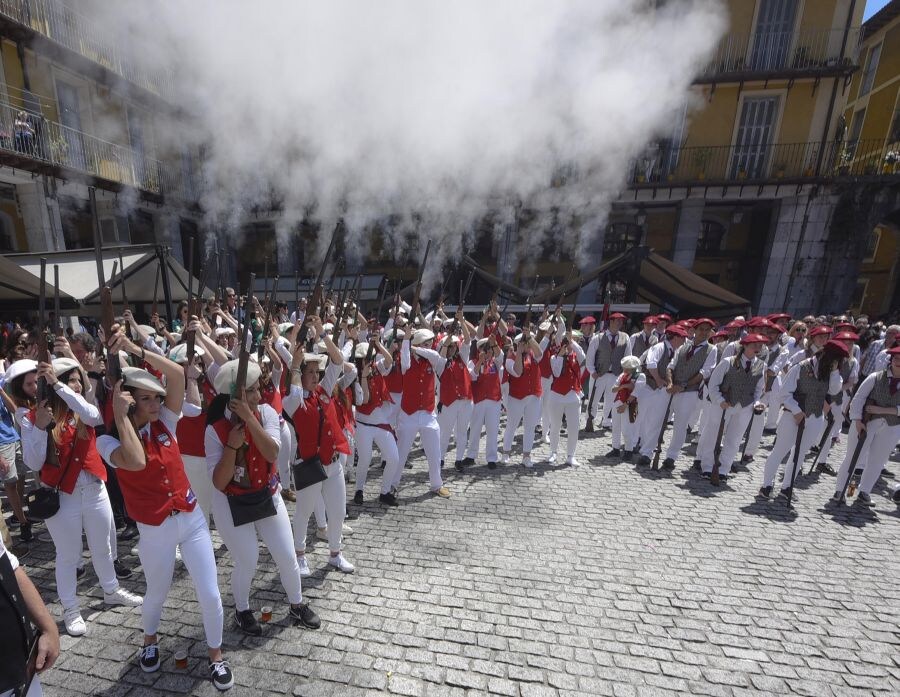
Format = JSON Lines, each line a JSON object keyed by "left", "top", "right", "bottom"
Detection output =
{"left": 887, "top": 346, "right": 900, "bottom": 355}
{"left": 740, "top": 333, "right": 768, "bottom": 345}
{"left": 725, "top": 319, "right": 745, "bottom": 330}
{"left": 643, "top": 315, "right": 656, "bottom": 324}
{"left": 746, "top": 316, "right": 769, "bottom": 328}
{"left": 832, "top": 331, "right": 859, "bottom": 342}
{"left": 712, "top": 330, "right": 729, "bottom": 340}
{"left": 832, "top": 322, "right": 854, "bottom": 332}
{"left": 823, "top": 340, "right": 850, "bottom": 359}
{"left": 768, "top": 313, "right": 791, "bottom": 322}
{"left": 578, "top": 316, "right": 596, "bottom": 325}
{"left": 656, "top": 314, "right": 673, "bottom": 322}
{"left": 693, "top": 318, "right": 715, "bottom": 328}
{"left": 608, "top": 312, "right": 627, "bottom": 321}
{"left": 808, "top": 325, "right": 832, "bottom": 338}
{"left": 665, "top": 325, "right": 688, "bottom": 338}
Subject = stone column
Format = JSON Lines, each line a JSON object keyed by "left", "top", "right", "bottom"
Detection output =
{"left": 17, "top": 181, "right": 64, "bottom": 252}
{"left": 671, "top": 199, "right": 704, "bottom": 269}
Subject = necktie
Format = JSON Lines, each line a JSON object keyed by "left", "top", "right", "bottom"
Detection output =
{"left": 744, "top": 360, "right": 751, "bottom": 374}
{"left": 890, "top": 377, "right": 899, "bottom": 395}
{"left": 610, "top": 333, "right": 616, "bottom": 349}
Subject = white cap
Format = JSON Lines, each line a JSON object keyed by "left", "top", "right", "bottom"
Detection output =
{"left": 278, "top": 322, "right": 294, "bottom": 337}
{"left": 621, "top": 356, "right": 641, "bottom": 372}
{"left": 215, "top": 327, "right": 235, "bottom": 338}
{"left": 51, "top": 357, "right": 83, "bottom": 382}
{"left": 383, "top": 329, "right": 405, "bottom": 342}
{"left": 122, "top": 366, "right": 166, "bottom": 396}
{"left": 4, "top": 359, "right": 38, "bottom": 384}
{"left": 138, "top": 324, "right": 157, "bottom": 337}
{"left": 212, "top": 359, "right": 263, "bottom": 395}
{"left": 538, "top": 320, "right": 552, "bottom": 332}
{"left": 167, "top": 343, "right": 206, "bottom": 365}
{"left": 302, "top": 353, "right": 328, "bottom": 370}
{"left": 353, "top": 342, "right": 369, "bottom": 359}
{"left": 411, "top": 328, "right": 435, "bottom": 346}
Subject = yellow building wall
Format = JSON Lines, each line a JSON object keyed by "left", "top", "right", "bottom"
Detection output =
{"left": 860, "top": 224, "right": 899, "bottom": 316}
{"left": 874, "top": 23, "right": 900, "bottom": 89}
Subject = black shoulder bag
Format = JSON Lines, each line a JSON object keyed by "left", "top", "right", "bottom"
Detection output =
{"left": 25, "top": 430, "right": 78, "bottom": 521}
{"left": 224, "top": 422, "right": 277, "bottom": 527}
{"left": 291, "top": 398, "right": 329, "bottom": 491}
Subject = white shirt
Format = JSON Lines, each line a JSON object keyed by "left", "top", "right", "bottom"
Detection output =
{"left": 97, "top": 405, "right": 182, "bottom": 467}
{"left": 19, "top": 385, "right": 104, "bottom": 472}
{"left": 847, "top": 371, "right": 900, "bottom": 421}
{"left": 707, "top": 355, "right": 764, "bottom": 407}
{"left": 283, "top": 363, "right": 342, "bottom": 417}
{"left": 203, "top": 403, "right": 281, "bottom": 475}
{"left": 778, "top": 358, "right": 842, "bottom": 416}
{"left": 401, "top": 340, "right": 446, "bottom": 375}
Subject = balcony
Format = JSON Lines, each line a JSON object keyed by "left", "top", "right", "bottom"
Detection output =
{"left": 695, "top": 26, "right": 861, "bottom": 84}
{"left": 628, "top": 138, "right": 900, "bottom": 188}
{"left": 0, "top": 100, "right": 169, "bottom": 196}
{"left": 0, "top": 0, "right": 170, "bottom": 100}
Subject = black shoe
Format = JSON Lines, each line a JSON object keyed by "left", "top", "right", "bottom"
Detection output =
{"left": 353, "top": 490, "right": 364, "bottom": 505}
{"left": 692, "top": 460, "right": 701, "bottom": 471}
{"left": 10, "top": 542, "right": 30, "bottom": 559}
{"left": 19, "top": 522, "right": 32, "bottom": 543}
{"left": 235, "top": 609, "right": 262, "bottom": 636}
{"left": 763, "top": 427, "right": 777, "bottom": 434}
{"left": 637, "top": 455, "right": 651, "bottom": 466}
{"left": 719, "top": 474, "right": 729, "bottom": 483}
{"left": 622, "top": 451, "right": 632, "bottom": 462}
{"left": 809, "top": 444, "right": 820, "bottom": 454}
{"left": 700, "top": 472, "right": 710, "bottom": 480}
{"left": 816, "top": 463, "right": 836, "bottom": 476}
{"left": 584, "top": 419, "right": 594, "bottom": 433}
{"left": 139, "top": 643, "right": 161, "bottom": 673}
{"left": 344, "top": 506, "right": 358, "bottom": 520}
{"left": 119, "top": 523, "right": 139, "bottom": 541}
{"left": 757, "top": 486, "right": 772, "bottom": 499}
{"left": 76, "top": 565, "right": 86, "bottom": 580}
{"left": 440, "top": 459, "right": 445, "bottom": 469}
{"left": 606, "top": 448, "right": 621, "bottom": 458}
{"left": 290, "top": 603, "right": 321, "bottom": 629}
{"left": 487, "top": 461, "right": 497, "bottom": 470}
{"left": 777, "top": 488, "right": 795, "bottom": 505}
{"left": 379, "top": 493, "right": 399, "bottom": 507}
{"left": 114, "top": 559, "right": 132, "bottom": 580}
{"left": 462, "top": 457, "right": 475, "bottom": 468}
{"left": 454, "top": 460, "right": 464, "bottom": 471}
{"left": 208, "top": 659, "right": 235, "bottom": 691}
{"left": 661, "top": 458, "right": 675, "bottom": 471}
{"left": 741, "top": 455, "right": 753, "bottom": 464}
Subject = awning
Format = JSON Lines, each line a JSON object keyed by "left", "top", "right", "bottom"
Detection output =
{"left": 0, "top": 254, "right": 78, "bottom": 311}
{"left": 6, "top": 245, "right": 210, "bottom": 314}
{"left": 256, "top": 274, "right": 386, "bottom": 303}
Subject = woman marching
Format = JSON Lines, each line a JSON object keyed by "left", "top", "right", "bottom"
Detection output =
{"left": 95, "top": 327, "right": 235, "bottom": 691}
{"left": 205, "top": 358, "right": 319, "bottom": 636}
{"left": 465, "top": 336, "right": 505, "bottom": 469}
{"left": 500, "top": 328, "right": 546, "bottom": 468}
{"left": 14, "top": 358, "right": 142, "bottom": 637}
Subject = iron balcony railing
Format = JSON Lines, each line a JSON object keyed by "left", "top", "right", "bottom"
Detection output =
{"left": 0, "top": 0, "right": 170, "bottom": 98}
{"left": 629, "top": 138, "right": 900, "bottom": 186}
{"left": 696, "top": 26, "right": 861, "bottom": 81}
{"left": 0, "top": 99, "right": 169, "bottom": 194}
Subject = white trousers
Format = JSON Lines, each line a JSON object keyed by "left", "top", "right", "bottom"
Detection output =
{"left": 742, "top": 393, "right": 774, "bottom": 457}
{"left": 387, "top": 394, "right": 402, "bottom": 430}
{"left": 501, "top": 382, "right": 509, "bottom": 411}
{"left": 438, "top": 399, "right": 472, "bottom": 463}
{"left": 355, "top": 422, "right": 400, "bottom": 493}
{"left": 137, "top": 507, "right": 223, "bottom": 648}
{"left": 0, "top": 676, "right": 41, "bottom": 697}
{"left": 611, "top": 403, "right": 635, "bottom": 450}
{"left": 540, "top": 378, "right": 553, "bottom": 434}
{"left": 547, "top": 393, "right": 581, "bottom": 460}
{"left": 293, "top": 459, "right": 346, "bottom": 553}
{"left": 466, "top": 400, "right": 501, "bottom": 463}
{"left": 503, "top": 395, "right": 542, "bottom": 455}
{"left": 835, "top": 418, "right": 900, "bottom": 495}
{"left": 638, "top": 389, "right": 669, "bottom": 457}
{"left": 664, "top": 391, "right": 701, "bottom": 460}
{"left": 761, "top": 411, "right": 824, "bottom": 490}
{"left": 698, "top": 404, "right": 753, "bottom": 475}
{"left": 276, "top": 420, "right": 294, "bottom": 490}
{"left": 395, "top": 412, "right": 443, "bottom": 490}
{"left": 210, "top": 486, "right": 302, "bottom": 610}
{"left": 588, "top": 372, "right": 618, "bottom": 424}
{"left": 182, "top": 455, "right": 213, "bottom": 525}
{"left": 765, "top": 391, "right": 782, "bottom": 428}
{"left": 45, "top": 474, "right": 120, "bottom": 611}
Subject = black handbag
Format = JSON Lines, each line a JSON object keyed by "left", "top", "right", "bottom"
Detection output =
{"left": 226, "top": 487, "right": 277, "bottom": 527}
{"left": 291, "top": 401, "right": 329, "bottom": 491}
{"left": 24, "top": 432, "right": 78, "bottom": 521}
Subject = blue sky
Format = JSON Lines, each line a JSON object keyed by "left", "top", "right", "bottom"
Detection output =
{"left": 865, "top": 0, "right": 892, "bottom": 20}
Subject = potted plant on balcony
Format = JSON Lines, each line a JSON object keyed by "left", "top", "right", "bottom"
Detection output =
{"left": 692, "top": 147, "right": 713, "bottom": 180}
{"left": 837, "top": 147, "right": 852, "bottom": 176}
{"left": 775, "top": 163, "right": 786, "bottom": 178}
{"left": 48, "top": 137, "right": 68, "bottom": 164}
{"left": 884, "top": 150, "right": 899, "bottom": 174}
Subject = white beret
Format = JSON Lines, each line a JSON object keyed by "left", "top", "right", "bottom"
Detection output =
{"left": 212, "top": 359, "right": 262, "bottom": 395}
{"left": 167, "top": 343, "right": 206, "bottom": 364}
{"left": 5, "top": 359, "right": 38, "bottom": 384}
{"left": 411, "top": 329, "right": 435, "bottom": 346}
{"left": 122, "top": 366, "right": 166, "bottom": 396}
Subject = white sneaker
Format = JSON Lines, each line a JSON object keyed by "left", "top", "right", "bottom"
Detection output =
{"left": 298, "top": 555, "right": 311, "bottom": 577}
{"left": 316, "top": 527, "right": 328, "bottom": 541}
{"left": 104, "top": 587, "right": 143, "bottom": 607}
{"left": 566, "top": 457, "right": 580, "bottom": 467}
{"left": 543, "top": 436, "right": 550, "bottom": 445}
{"left": 500, "top": 452, "right": 509, "bottom": 465}
{"left": 523, "top": 454, "right": 533, "bottom": 469}
{"left": 174, "top": 545, "right": 182, "bottom": 562}
{"left": 328, "top": 553, "right": 355, "bottom": 573}
{"left": 342, "top": 523, "right": 354, "bottom": 537}
{"left": 548, "top": 453, "right": 557, "bottom": 465}
{"left": 64, "top": 608, "right": 86, "bottom": 636}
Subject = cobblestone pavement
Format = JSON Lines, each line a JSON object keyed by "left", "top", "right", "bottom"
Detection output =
{"left": 14, "top": 417, "right": 900, "bottom": 697}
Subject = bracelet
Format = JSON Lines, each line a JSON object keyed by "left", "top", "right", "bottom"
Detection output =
{"left": 226, "top": 445, "right": 240, "bottom": 452}
{"left": 140, "top": 348, "right": 146, "bottom": 362}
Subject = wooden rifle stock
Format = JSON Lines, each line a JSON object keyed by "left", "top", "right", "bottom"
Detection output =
{"left": 185, "top": 236, "right": 196, "bottom": 363}
{"left": 53, "top": 265, "right": 62, "bottom": 339}
{"left": 36, "top": 259, "right": 57, "bottom": 438}
{"left": 296, "top": 227, "right": 338, "bottom": 348}
{"left": 258, "top": 275, "right": 278, "bottom": 361}
{"left": 151, "top": 263, "right": 160, "bottom": 317}
{"left": 232, "top": 274, "right": 255, "bottom": 415}
{"left": 411, "top": 239, "right": 432, "bottom": 319}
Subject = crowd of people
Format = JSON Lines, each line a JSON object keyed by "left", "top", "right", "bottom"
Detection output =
{"left": 0, "top": 288, "right": 898, "bottom": 695}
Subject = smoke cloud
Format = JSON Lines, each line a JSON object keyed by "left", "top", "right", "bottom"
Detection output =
{"left": 100, "top": 0, "right": 727, "bottom": 288}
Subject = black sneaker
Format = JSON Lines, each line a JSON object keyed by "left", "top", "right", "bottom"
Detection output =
{"left": 692, "top": 460, "right": 701, "bottom": 471}
{"left": 757, "top": 486, "right": 772, "bottom": 499}
{"left": 439, "top": 459, "right": 445, "bottom": 469}
{"left": 454, "top": 460, "right": 464, "bottom": 471}
{"left": 487, "top": 461, "right": 497, "bottom": 470}
{"left": 583, "top": 419, "right": 595, "bottom": 433}
{"left": 637, "top": 455, "right": 651, "bottom": 466}
{"left": 622, "top": 451, "right": 632, "bottom": 462}
{"left": 741, "top": 455, "right": 753, "bottom": 464}
{"left": 289, "top": 603, "right": 321, "bottom": 629}
{"left": 809, "top": 444, "right": 820, "bottom": 454}
{"left": 462, "top": 457, "right": 475, "bottom": 468}
{"left": 379, "top": 493, "right": 399, "bottom": 507}
{"left": 777, "top": 488, "right": 795, "bottom": 505}
{"left": 235, "top": 609, "right": 262, "bottom": 636}
{"left": 208, "top": 659, "right": 234, "bottom": 691}
{"left": 700, "top": 472, "right": 710, "bottom": 480}
{"left": 114, "top": 559, "right": 132, "bottom": 580}
{"left": 606, "top": 448, "right": 621, "bottom": 458}
{"left": 353, "top": 490, "right": 364, "bottom": 505}
{"left": 139, "top": 643, "right": 161, "bottom": 673}
{"left": 817, "top": 463, "right": 837, "bottom": 476}
{"left": 661, "top": 458, "right": 675, "bottom": 471}
{"left": 855, "top": 491, "right": 873, "bottom": 507}
{"left": 19, "top": 522, "right": 32, "bottom": 543}
{"left": 119, "top": 523, "right": 139, "bottom": 541}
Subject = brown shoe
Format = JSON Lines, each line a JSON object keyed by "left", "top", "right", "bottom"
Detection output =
{"left": 433, "top": 486, "right": 451, "bottom": 498}
{"left": 281, "top": 488, "right": 297, "bottom": 503}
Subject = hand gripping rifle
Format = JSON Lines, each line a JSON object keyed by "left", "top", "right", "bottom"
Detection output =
{"left": 37, "top": 260, "right": 59, "bottom": 463}
{"left": 258, "top": 274, "right": 279, "bottom": 362}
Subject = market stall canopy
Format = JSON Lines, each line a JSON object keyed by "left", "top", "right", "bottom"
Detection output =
{"left": 0, "top": 254, "right": 78, "bottom": 310}
{"left": 6, "top": 245, "right": 211, "bottom": 313}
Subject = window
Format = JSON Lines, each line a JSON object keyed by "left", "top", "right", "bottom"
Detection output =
{"left": 603, "top": 222, "right": 643, "bottom": 257}
{"left": 696, "top": 220, "right": 726, "bottom": 255}
{"left": 890, "top": 108, "right": 900, "bottom": 144}
{"left": 749, "top": 0, "right": 799, "bottom": 71}
{"left": 860, "top": 43, "right": 882, "bottom": 97}
{"left": 864, "top": 229, "right": 881, "bottom": 262}
{"left": 847, "top": 108, "right": 866, "bottom": 157}
{"left": 0, "top": 213, "right": 15, "bottom": 251}
{"left": 731, "top": 96, "right": 779, "bottom": 178}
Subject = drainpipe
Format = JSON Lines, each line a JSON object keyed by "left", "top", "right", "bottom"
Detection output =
{"left": 814, "top": 0, "right": 857, "bottom": 175}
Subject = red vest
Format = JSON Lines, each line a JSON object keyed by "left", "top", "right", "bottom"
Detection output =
{"left": 508, "top": 352, "right": 543, "bottom": 400}
{"left": 211, "top": 417, "right": 276, "bottom": 496}
{"left": 116, "top": 420, "right": 197, "bottom": 526}
{"left": 357, "top": 372, "right": 393, "bottom": 417}
{"left": 260, "top": 379, "right": 283, "bottom": 413}
{"left": 614, "top": 373, "right": 634, "bottom": 403}
{"left": 401, "top": 354, "right": 437, "bottom": 415}
{"left": 334, "top": 387, "right": 355, "bottom": 435}
{"left": 472, "top": 361, "right": 502, "bottom": 403}
{"left": 292, "top": 386, "right": 351, "bottom": 464}
{"left": 551, "top": 352, "right": 582, "bottom": 395}
{"left": 176, "top": 380, "right": 217, "bottom": 458}
{"left": 31, "top": 410, "right": 106, "bottom": 495}
{"left": 538, "top": 345, "right": 554, "bottom": 379}
{"left": 385, "top": 353, "right": 404, "bottom": 394}
{"left": 439, "top": 357, "right": 472, "bottom": 406}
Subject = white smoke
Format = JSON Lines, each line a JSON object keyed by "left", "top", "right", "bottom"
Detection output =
{"left": 100, "top": 0, "right": 727, "bottom": 288}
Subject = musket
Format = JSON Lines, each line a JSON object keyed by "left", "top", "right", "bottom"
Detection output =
{"left": 227, "top": 275, "right": 255, "bottom": 488}
{"left": 784, "top": 417, "right": 806, "bottom": 507}
{"left": 296, "top": 227, "right": 338, "bottom": 349}
{"left": 710, "top": 408, "right": 728, "bottom": 486}
{"left": 258, "top": 274, "right": 279, "bottom": 362}
{"left": 411, "top": 239, "right": 432, "bottom": 321}
{"left": 389, "top": 282, "right": 403, "bottom": 346}
{"left": 185, "top": 236, "right": 196, "bottom": 364}
{"left": 36, "top": 259, "right": 57, "bottom": 437}
{"left": 837, "top": 404, "right": 870, "bottom": 502}
{"left": 116, "top": 249, "right": 132, "bottom": 339}
{"left": 651, "top": 392, "right": 675, "bottom": 470}
{"left": 808, "top": 408, "right": 836, "bottom": 475}
{"left": 151, "top": 263, "right": 161, "bottom": 318}
{"left": 374, "top": 275, "right": 390, "bottom": 325}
